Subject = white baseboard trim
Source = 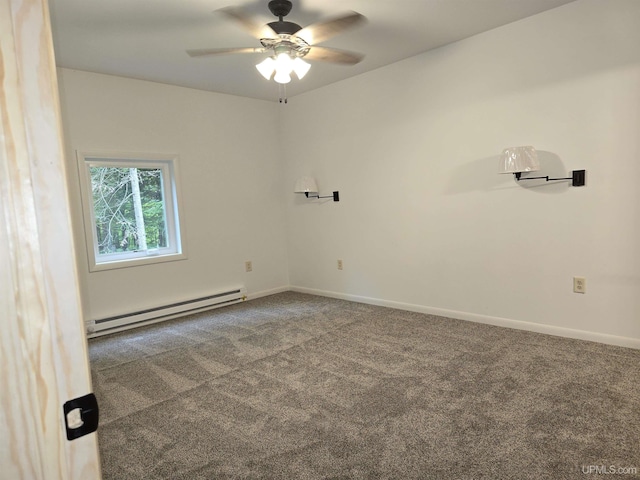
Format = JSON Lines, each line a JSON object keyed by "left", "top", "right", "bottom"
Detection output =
{"left": 247, "top": 285, "right": 290, "bottom": 300}
{"left": 290, "top": 286, "right": 640, "bottom": 350}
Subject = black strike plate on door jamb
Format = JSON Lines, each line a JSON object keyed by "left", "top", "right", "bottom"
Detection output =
{"left": 63, "top": 393, "right": 99, "bottom": 440}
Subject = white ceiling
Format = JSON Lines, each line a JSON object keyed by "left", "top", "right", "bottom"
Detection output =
{"left": 49, "top": 0, "right": 576, "bottom": 102}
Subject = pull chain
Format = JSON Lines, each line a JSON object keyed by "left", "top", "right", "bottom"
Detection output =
{"left": 279, "top": 83, "right": 288, "bottom": 104}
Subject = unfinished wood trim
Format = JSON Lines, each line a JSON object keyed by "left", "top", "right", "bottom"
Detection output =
{"left": 0, "top": 0, "right": 101, "bottom": 478}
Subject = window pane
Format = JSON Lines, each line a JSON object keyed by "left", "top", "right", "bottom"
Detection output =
{"left": 90, "top": 166, "right": 168, "bottom": 256}
{"left": 138, "top": 168, "right": 168, "bottom": 250}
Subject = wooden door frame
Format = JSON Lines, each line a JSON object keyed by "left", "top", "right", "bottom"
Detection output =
{"left": 0, "top": 0, "right": 101, "bottom": 478}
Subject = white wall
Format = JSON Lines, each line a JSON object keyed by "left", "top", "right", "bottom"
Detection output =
{"left": 58, "top": 0, "right": 640, "bottom": 347}
{"left": 58, "top": 69, "right": 289, "bottom": 321}
{"left": 283, "top": 0, "right": 640, "bottom": 346}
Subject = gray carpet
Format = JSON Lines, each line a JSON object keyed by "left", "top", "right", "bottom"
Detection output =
{"left": 90, "top": 292, "right": 640, "bottom": 479}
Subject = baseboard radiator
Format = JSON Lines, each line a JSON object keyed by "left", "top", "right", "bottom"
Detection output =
{"left": 88, "top": 286, "right": 247, "bottom": 338}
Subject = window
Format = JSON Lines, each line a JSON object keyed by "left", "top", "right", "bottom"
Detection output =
{"left": 77, "top": 152, "right": 186, "bottom": 271}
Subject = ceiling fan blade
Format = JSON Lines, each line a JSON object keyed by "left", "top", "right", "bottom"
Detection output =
{"left": 304, "top": 46, "right": 364, "bottom": 65}
{"left": 296, "top": 11, "right": 366, "bottom": 45}
{"left": 218, "top": 6, "right": 277, "bottom": 40}
{"left": 187, "top": 47, "right": 265, "bottom": 58}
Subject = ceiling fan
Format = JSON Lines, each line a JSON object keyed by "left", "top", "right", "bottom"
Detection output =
{"left": 187, "top": 0, "right": 366, "bottom": 88}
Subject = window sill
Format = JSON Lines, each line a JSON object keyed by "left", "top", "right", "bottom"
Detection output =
{"left": 88, "top": 252, "right": 187, "bottom": 272}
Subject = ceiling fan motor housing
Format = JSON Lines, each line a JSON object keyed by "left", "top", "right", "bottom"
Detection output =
{"left": 268, "top": 0, "right": 293, "bottom": 18}
{"left": 267, "top": 0, "right": 301, "bottom": 34}
{"left": 268, "top": 20, "right": 301, "bottom": 35}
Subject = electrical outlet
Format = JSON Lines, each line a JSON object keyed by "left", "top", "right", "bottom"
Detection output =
{"left": 245, "top": 261, "right": 252, "bottom": 273}
{"left": 337, "top": 259, "right": 343, "bottom": 270}
{"left": 573, "top": 276, "right": 586, "bottom": 294}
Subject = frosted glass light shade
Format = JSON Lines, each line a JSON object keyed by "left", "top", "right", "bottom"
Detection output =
{"left": 292, "top": 58, "right": 311, "bottom": 79}
{"left": 256, "top": 57, "right": 276, "bottom": 80}
{"left": 257, "top": 54, "right": 311, "bottom": 83}
{"left": 274, "top": 70, "right": 292, "bottom": 84}
{"left": 294, "top": 176, "right": 318, "bottom": 194}
{"left": 272, "top": 53, "right": 292, "bottom": 84}
{"left": 499, "top": 146, "right": 540, "bottom": 174}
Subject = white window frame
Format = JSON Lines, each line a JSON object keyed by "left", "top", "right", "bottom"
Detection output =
{"left": 76, "top": 151, "right": 187, "bottom": 272}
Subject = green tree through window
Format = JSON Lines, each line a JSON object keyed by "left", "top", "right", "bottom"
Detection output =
{"left": 90, "top": 167, "right": 168, "bottom": 254}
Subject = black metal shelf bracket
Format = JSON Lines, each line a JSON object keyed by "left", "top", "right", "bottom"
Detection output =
{"left": 514, "top": 169, "right": 585, "bottom": 187}
{"left": 304, "top": 191, "right": 340, "bottom": 201}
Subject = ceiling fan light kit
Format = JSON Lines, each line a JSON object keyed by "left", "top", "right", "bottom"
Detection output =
{"left": 187, "top": 0, "right": 366, "bottom": 99}
{"left": 256, "top": 50, "right": 311, "bottom": 84}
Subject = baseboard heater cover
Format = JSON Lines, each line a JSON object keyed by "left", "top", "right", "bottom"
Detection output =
{"left": 89, "top": 286, "right": 246, "bottom": 337}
